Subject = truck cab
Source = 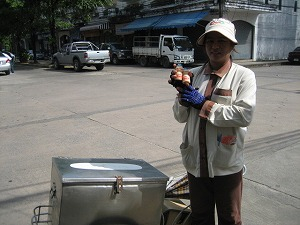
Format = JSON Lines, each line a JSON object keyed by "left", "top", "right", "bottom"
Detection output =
{"left": 159, "top": 35, "right": 194, "bottom": 67}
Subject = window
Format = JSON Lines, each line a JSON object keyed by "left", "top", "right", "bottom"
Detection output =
{"left": 173, "top": 37, "right": 193, "bottom": 51}
{"left": 61, "top": 44, "right": 68, "bottom": 53}
{"left": 163, "top": 38, "right": 173, "bottom": 48}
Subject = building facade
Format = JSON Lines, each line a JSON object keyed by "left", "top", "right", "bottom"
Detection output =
{"left": 69, "top": 0, "right": 300, "bottom": 61}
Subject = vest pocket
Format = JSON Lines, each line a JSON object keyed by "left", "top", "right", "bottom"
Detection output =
{"left": 212, "top": 90, "right": 232, "bottom": 105}
{"left": 180, "top": 144, "right": 197, "bottom": 171}
{"left": 213, "top": 141, "right": 237, "bottom": 168}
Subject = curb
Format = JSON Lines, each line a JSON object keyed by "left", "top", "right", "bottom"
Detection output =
{"left": 193, "top": 60, "right": 289, "bottom": 68}
{"left": 16, "top": 60, "right": 290, "bottom": 69}
{"left": 16, "top": 61, "right": 53, "bottom": 69}
{"left": 238, "top": 60, "right": 289, "bottom": 68}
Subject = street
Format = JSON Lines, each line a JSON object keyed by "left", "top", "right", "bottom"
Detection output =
{"left": 0, "top": 63, "right": 299, "bottom": 225}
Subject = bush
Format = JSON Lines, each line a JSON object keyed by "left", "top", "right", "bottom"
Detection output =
{"left": 19, "top": 51, "right": 30, "bottom": 63}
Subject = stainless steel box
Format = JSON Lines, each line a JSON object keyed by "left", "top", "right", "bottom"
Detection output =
{"left": 48, "top": 157, "right": 169, "bottom": 225}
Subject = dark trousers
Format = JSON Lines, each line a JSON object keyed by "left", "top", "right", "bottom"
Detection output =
{"left": 10, "top": 59, "right": 14, "bottom": 73}
{"left": 188, "top": 170, "right": 243, "bottom": 225}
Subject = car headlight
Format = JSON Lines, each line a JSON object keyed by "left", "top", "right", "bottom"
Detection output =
{"left": 174, "top": 55, "right": 180, "bottom": 60}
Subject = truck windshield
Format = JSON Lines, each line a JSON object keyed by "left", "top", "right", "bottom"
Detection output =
{"left": 173, "top": 37, "right": 193, "bottom": 51}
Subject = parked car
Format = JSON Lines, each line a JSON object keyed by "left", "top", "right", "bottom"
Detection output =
{"left": 28, "top": 50, "right": 45, "bottom": 60}
{"left": 36, "top": 52, "right": 45, "bottom": 60}
{"left": 52, "top": 41, "right": 110, "bottom": 72}
{"left": 99, "top": 43, "right": 133, "bottom": 65}
{"left": 0, "top": 52, "right": 11, "bottom": 75}
{"left": 288, "top": 47, "right": 300, "bottom": 64}
{"left": 1, "top": 51, "right": 15, "bottom": 73}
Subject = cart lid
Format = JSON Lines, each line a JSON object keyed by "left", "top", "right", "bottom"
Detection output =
{"left": 52, "top": 157, "right": 169, "bottom": 184}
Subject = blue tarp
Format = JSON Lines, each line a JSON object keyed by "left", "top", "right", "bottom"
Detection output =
{"left": 153, "top": 11, "right": 209, "bottom": 29}
{"left": 121, "top": 15, "right": 163, "bottom": 31}
{"left": 121, "top": 11, "right": 208, "bottom": 32}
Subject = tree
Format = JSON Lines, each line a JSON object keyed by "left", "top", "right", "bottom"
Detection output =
{"left": 1, "top": 0, "right": 113, "bottom": 58}
{"left": 0, "top": 1, "right": 25, "bottom": 52}
{"left": 42, "top": 0, "right": 113, "bottom": 54}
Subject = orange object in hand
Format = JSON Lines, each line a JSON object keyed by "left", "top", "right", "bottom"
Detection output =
{"left": 182, "top": 71, "right": 190, "bottom": 85}
{"left": 174, "top": 64, "right": 183, "bottom": 80}
{"left": 175, "top": 71, "right": 183, "bottom": 80}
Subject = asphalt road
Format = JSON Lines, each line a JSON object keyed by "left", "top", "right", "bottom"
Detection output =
{"left": 0, "top": 63, "right": 299, "bottom": 225}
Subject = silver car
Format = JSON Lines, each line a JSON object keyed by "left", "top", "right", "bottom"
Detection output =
{"left": 0, "top": 52, "right": 11, "bottom": 75}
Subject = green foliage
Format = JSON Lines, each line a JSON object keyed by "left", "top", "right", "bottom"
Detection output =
{"left": 5, "top": 0, "right": 24, "bottom": 8}
{"left": 0, "top": 36, "right": 11, "bottom": 50}
{"left": 0, "top": 0, "right": 114, "bottom": 52}
{"left": 56, "top": 21, "right": 74, "bottom": 30}
{"left": 19, "top": 49, "right": 30, "bottom": 62}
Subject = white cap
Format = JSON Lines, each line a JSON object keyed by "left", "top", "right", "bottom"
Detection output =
{"left": 197, "top": 18, "right": 238, "bottom": 45}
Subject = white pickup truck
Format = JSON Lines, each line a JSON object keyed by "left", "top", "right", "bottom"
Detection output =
{"left": 52, "top": 41, "right": 110, "bottom": 72}
{"left": 132, "top": 34, "right": 194, "bottom": 68}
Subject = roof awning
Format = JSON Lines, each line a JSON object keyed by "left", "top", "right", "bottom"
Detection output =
{"left": 80, "top": 22, "right": 110, "bottom": 32}
{"left": 120, "top": 15, "right": 163, "bottom": 32}
{"left": 115, "top": 23, "right": 134, "bottom": 35}
{"left": 121, "top": 11, "right": 208, "bottom": 32}
{"left": 153, "top": 11, "right": 209, "bottom": 29}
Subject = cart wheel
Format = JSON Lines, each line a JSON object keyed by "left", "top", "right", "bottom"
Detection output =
{"left": 243, "top": 164, "right": 247, "bottom": 176}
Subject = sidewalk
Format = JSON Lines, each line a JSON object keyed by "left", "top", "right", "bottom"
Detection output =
{"left": 17, "top": 59, "right": 289, "bottom": 69}
{"left": 194, "top": 59, "right": 288, "bottom": 68}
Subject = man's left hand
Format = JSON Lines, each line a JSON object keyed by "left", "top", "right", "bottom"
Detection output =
{"left": 181, "top": 85, "right": 206, "bottom": 108}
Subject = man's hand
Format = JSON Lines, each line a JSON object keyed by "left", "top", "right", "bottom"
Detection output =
{"left": 168, "top": 71, "right": 185, "bottom": 89}
{"left": 177, "top": 92, "right": 192, "bottom": 107}
{"left": 181, "top": 85, "right": 206, "bottom": 109}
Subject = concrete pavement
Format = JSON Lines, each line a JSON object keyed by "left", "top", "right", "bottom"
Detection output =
{"left": 19, "top": 58, "right": 290, "bottom": 69}
{"left": 1, "top": 61, "right": 299, "bottom": 225}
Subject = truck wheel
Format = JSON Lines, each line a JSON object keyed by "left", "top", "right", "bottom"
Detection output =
{"left": 139, "top": 56, "right": 148, "bottom": 67}
{"left": 53, "top": 58, "right": 61, "bottom": 70}
{"left": 112, "top": 55, "right": 119, "bottom": 65}
{"left": 149, "top": 56, "right": 158, "bottom": 66}
{"left": 162, "top": 57, "right": 171, "bottom": 68}
{"left": 5, "top": 70, "right": 10, "bottom": 75}
{"left": 73, "top": 59, "right": 82, "bottom": 72}
{"left": 95, "top": 64, "right": 104, "bottom": 71}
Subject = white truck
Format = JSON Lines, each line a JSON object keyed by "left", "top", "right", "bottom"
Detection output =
{"left": 52, "top": 41, "right": 110, "bottom": 72}
{"left": 132, "top": 34, "right": 194, "bottom": 68}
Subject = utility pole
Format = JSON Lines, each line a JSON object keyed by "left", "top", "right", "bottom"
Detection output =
{"left": 219, "top": 0, "right": 225, "bottom": 18}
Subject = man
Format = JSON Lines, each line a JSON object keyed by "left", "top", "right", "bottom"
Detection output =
{"left": 169, "top": 18, "right": 257, "bottom": 225}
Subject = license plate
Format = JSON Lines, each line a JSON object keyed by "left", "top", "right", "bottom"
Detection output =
{"left": 294, "top": 58, "right": 299, "bottom": 61}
